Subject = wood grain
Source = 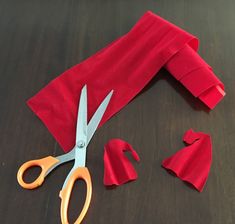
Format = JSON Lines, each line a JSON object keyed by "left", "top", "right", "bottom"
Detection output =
{"left": 0, "top": 0, "right": 234, "bottom": 223}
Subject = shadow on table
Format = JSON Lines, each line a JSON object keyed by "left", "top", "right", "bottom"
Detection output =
{"left": 136, "top": 68, "right": 210, "bottom": 113}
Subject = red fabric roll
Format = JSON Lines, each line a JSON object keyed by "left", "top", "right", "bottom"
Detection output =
{"left": 165, "top": 45, "right": 225, "bottom": 109}
{"left": 103, "top": 139, "right": 140, "bottom": 186}
{"left": 27, "top": 11, "right": 224, "bottom": 152}
{"left": 162, "top": 129, "right": 212, "bottom": 192}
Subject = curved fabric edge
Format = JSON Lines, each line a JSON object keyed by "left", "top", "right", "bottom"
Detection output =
{"left": 162, "top": 166, "right": 206, "bottom": 192}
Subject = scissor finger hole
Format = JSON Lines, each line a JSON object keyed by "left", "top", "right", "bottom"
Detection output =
{"left": 22, "top": 166, "right": 42, "bottom": 183}
{"left": 68, "top": 179, "right": 87, "bottom": 223}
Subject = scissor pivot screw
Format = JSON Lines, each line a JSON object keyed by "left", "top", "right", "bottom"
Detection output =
{"left": 77, "top": 140, "right": 85, "bottom": 148}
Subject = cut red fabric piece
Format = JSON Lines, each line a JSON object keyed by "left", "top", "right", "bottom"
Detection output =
{"left": 103, "top": 139, "right": 140, "bottom": 186}
{"left": 162, "top": 129, "right": 212, "bottom": 192}
{"left": 27, "top": 11, "right": 224, "bottom": 152}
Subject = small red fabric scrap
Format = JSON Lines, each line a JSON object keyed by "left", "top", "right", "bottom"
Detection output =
{"left": 162, "top": 129, "right": 212, "bottom": 192}
{"left": 103, "top": 139, "right": 140, "bottom": 186}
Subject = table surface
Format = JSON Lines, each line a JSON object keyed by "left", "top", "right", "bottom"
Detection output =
{"left": 0, "top": 0, "right": 235, "bottom": 223}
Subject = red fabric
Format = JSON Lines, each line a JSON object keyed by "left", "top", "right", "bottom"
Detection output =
{"left": 162, "top": 129, "right": 212, "bottom": 192}
{"left": 103, "top": 139, "right": 140, "bottom": 186}
{"left": 165, "top": 45, "right": 225, "bottom": 109}
{"left": 27, "top": 11, "right": 224, "bottom": 152}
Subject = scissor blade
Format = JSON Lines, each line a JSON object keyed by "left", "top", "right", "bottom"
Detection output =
{"left": 61, "top": 89, "right": 113, "bottom": 189}
{"left": 87, "top": 90, "right": 113, "bottom": 144}
{"left": 76, "top": 85, "right": 88, "bottom": 144}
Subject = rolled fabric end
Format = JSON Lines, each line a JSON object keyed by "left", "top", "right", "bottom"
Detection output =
{"left": 165, "top": 44, "right": 225, "bottom": 109}
{"left": 198, "top": 85, "right": 225, "bottom": 109}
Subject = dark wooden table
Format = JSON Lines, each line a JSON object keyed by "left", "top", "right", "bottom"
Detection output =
{"left": 1, "top": 0, "right": 234, "bottom": 223}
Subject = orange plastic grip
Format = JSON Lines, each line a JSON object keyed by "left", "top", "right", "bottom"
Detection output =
{"left": 59, "top": 167, "right": 92, "bottom": 224}
{"left": 17, "top": 156, "right": 59, "bottom": 189}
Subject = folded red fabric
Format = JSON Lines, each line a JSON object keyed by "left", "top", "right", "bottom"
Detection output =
{"left": 103, "top": 139, "right": 140, "bottom": 186}
{"left": 162, "top": 129, "right": 212, "bottom": 192}
{"left": 165, "top": 45, "right": 225, "bottom": 109}
{"left": 27, "top": 11, "right": 224, "bottom": 152}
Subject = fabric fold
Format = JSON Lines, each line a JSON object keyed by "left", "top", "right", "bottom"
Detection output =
{"left": 165, "top": 44, "right": 225, "bottom": 109}
{"left": 103, "top": 139, "right": 140, "bottom": 186}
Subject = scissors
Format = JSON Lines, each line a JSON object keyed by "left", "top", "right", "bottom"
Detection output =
{"left": 17, "top": 85, "right": 113, "bottom": 224}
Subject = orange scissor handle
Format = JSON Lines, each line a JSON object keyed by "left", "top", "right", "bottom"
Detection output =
{"left": 17, "top": 156, "right": 59, "bottom": 189}
{"left": 59, "top": 167, "right": 92, "bottom": 224}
